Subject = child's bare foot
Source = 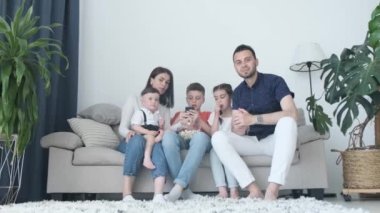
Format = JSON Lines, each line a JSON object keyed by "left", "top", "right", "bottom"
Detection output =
{"left": 247, "top": 183, "right": 264, "bottom": 199}
{"left": 248, "top": 190, "right": 264, "bottom": 199}
{"left": 143, "top": 157, "right": 156, "bottom": 169}
{"left": 217, "top": 192, "right": 228, "bottom": 198}
{"left": 230, "top": 188, "right": 239, "bottom": 199}
{"left": 217, "top": 186, "right": 228, "bottom": 198}
{"left": 264, "top": 183, "right": 280, "bottom": 201}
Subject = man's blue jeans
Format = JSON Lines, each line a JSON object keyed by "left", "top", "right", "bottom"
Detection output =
{"left": 162, "top": 130, "right": 211, "bottom": 188}
{"left": 117, "top": 134, "right": 167, "bottom": 178}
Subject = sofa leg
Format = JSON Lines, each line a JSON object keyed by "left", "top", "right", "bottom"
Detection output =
{"left": 84, "top": 193, "right": 97, "bottom": 200}
{"left": 50, "top": 193, "right": 63, "bottom": 201}
{"left": 307, "top": 188, "right": 324, "bottom": 200}
{"left": 291, "top": 189, "right": 304, "bottom": 198}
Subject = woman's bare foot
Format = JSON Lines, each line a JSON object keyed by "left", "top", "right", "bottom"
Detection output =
{"left": 143, "top": 157, "right": 156, "bottom": 169}
{"left": 247, "top": 183, "right": 264, "bottom": 199}
{"left": 264, "top": 182, "right": 280, "bottom": 201}
{"left": 217, "top": 186, "right": 228, "bottom": 198}
{"left": 230, "top": 187, "right": 239, "bottom": 199}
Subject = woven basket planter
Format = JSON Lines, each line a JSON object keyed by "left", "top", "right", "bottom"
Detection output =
{"left": 342, "top": 148, "right": 380, "bottom": 189}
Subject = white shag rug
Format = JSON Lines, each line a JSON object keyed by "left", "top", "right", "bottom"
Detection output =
{"left": 0, "top": 196, "right": 369, "bottom": 213}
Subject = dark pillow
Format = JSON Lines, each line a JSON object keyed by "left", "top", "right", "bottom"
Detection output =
{"left": 78, "top": 103, "right": 121, "bottom": 125}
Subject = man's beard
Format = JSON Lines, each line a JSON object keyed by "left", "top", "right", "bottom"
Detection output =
{"left": 238, "top": 69, "right": 256, "bottom": 79}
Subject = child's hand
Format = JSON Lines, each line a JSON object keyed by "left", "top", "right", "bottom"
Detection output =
{"left": 147, "top": 130, "right": 159, "bottom": 136}
{"left": 179, "top": 111, "right": 192, "bottom": 127}
{"left": 188, "top": 110, "right": 199, "bottom": 123}
{"left": 155, "top": 129, "right": 164, "bottom": 143}
{"left": 214, "top": 104, "right": 222, "bottom": 115}
{"left": 183, "top": 110, "right": 198, "bottom": 129}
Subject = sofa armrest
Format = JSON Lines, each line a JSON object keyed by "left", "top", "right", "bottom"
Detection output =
{"left": 40, "top": 132, "right": 84, "bottom": 150}
{"left": 298, "top": 125, "right": 330, "bottom": 145}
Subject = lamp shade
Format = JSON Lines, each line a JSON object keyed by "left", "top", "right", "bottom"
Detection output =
{"left": 290, "top": 42, "right": 326, "bottom": 72}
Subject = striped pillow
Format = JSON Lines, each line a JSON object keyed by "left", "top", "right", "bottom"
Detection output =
{"left": 67, "top": 118, "right": 119, "bottom": 149}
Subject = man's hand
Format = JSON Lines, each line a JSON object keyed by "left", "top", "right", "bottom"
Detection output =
{"left": 232, "top": 109, "right": 250, "bottom": 135}
{"left": 232, "top": 109, "right": 254, "bottom": 127}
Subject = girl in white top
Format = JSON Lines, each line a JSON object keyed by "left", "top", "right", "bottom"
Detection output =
{"left": 208, "top": 83, "right": 239, "bottom": 199}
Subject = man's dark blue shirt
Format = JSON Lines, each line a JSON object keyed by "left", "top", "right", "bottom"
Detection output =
{"left": 232, "top": 72, "right": 293, "bottom": 140}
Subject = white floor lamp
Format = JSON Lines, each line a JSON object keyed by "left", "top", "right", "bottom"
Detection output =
{"left": 289, "top": 42, "right": 326, "bottom": 96}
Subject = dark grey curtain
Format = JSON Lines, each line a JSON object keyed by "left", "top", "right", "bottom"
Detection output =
{"left": 0, "top": 0, "right": 79, "bottom": 202}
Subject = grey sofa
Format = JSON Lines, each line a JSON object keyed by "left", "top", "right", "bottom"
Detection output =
{"left": 40, "top": 107, "right": 329, "bottom": 199}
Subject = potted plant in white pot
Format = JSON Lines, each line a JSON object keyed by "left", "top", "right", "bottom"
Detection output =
{"left": 0, "top": 0, "right": 68, "bottom": 203}
{"left": 306, "top": 3, "right": 380, "bottom": 201}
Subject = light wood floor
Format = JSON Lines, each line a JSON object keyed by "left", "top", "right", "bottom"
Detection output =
{"left": 325, "top": 194, "right": 380, "bottom": 213}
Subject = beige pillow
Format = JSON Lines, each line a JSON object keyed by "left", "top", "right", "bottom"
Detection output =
{"left": 40, "top": 132, "right": 83, "bottom": 150}
{"left": 67, "top": 118, "right": 119, "bottom": 149}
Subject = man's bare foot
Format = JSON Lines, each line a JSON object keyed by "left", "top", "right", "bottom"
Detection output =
{"left": 143, "top": 157, "right": 156, "bottom": 169}
{"left": 264, "top": 182, "right": 280, "bottom": 201}
{"left": 217, "top": 186, "right": 228, "bottom": 198}
{"left": 230, "top": 187, "right": 239, "bottom": 199}
{"left": 247, "top": 183, "right": 264, "bottom": 199}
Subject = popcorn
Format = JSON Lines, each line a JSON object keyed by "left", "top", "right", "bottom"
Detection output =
{"left": 179, "top": 129, "right": 198, "bottom": 140}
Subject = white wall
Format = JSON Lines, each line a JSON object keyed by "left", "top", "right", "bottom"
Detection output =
{"left": 79, "top": 0, "right": 379, "bottom": 194}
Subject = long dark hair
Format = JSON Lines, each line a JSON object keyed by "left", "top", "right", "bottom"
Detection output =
{"left": 145, "top": 67, "right": 174, "bottom": 108}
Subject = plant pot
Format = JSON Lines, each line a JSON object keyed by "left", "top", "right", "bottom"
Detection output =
{"left": 342, "top": 147, "right": 380, "bottom": 189}
{"left": 0, "top": 135, "right": 25, "bottom": 204}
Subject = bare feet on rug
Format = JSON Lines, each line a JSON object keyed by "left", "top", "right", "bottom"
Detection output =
{"left": 230, "top": 187, "right": 239, "bottom": 199}
{"left": 143, "top": 157, "right": 156, "bottom": 169}
{"left": 264, "top": 182, "right": 280, "bottom": 201}
{"left": 247, "top": 183, "right": 264, "bottom": 199}
{"left": 217, "top": 186, "right": 228, "bottom": 198}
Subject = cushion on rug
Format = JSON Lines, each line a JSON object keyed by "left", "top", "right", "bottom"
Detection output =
{"left": 78, "top": 103, "right": 121, "bottom": 125}
{"left": 67, "top": 118, "right": 119, "bottom": 149}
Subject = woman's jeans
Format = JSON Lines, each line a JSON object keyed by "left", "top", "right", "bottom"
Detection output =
{"left": 162, "top": 130, "right": 212, "bottom": 188}
{"left": 117, "top": 134, "right": 167, "bottom": 178}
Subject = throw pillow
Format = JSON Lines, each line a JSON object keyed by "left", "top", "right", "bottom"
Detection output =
{"left": 40, "top": 132, "right": 83, "bottom": 150}
{"left": 67, "top": 118, "right": 120, "bottom": 149}
{"left": 78, "top": 103, "right": 121, "bottom": 125}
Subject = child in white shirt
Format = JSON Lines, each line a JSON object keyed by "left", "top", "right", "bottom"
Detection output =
{"left": 131, "top": 87, "right": 164, "bottom": 169}
{"left": 208, "top": 83, "right": 239, "bottom": 199}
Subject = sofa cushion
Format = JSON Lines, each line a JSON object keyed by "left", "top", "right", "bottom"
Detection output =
{"left": 68, "top": 118, "right": 120, "bottom": 149}
{"left": 298, "top": 125, "right": 329, "bottom": 145}
{"left": 296, "top": 108, "right": 305, "bottom": 126}
{"left": 78, "top": 103, "right": 121, "bottom": 125}
{"left": 183, "top": 150, "right": 300, "bottom": 168}
{"left": 40, "top": 132, "right": 83, "bottom": 150}
{"left": 73, "top": 146, "right": 124, "bottom": 166}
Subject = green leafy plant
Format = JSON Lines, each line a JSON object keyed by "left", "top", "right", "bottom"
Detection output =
{"left": 306, "top": 94, "right": 332, "bottom": 135}
{"left": 307, "top": 3, "right": 380, "bottom": 148}
{"left": 0, "top": 0, "right": 68, "bottom": 154}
